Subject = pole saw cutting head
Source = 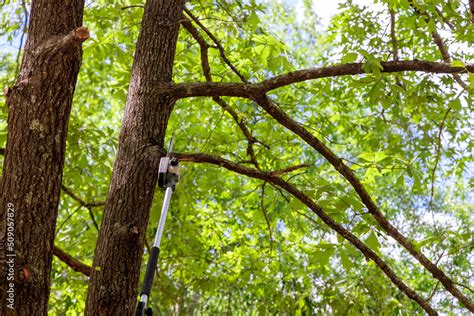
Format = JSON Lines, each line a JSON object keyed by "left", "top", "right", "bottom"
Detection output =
{"left": 157, "top": 135, "right": 180, "bottom": 190}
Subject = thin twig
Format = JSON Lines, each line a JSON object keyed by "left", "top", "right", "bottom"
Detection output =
{"left": 13, "top": 0, "right": 28, "bottom": 80}
{"left": 88, "top": 207, "right": 100, "bottom": 231}
{"left": 389, "top": 8, "right": 399, "bottom": 61}
{"left": 428, "top": 107, "right": 452, "bottom": 232}
{"left": 61, "top": 184, "right": 105, "bottom": 208}
{"left": 184, "top": 7, "right": 248, "bottom": 83}
{"left": 434, "top": 6, "right": 455, "bottom": 30}
{"left": 427, "top": 281, "right": 440, "bottom": 302}
{"left": 269, "top": 164, "right": 310, "bottom": 176}
{"left": 260, "top": 181, "right": 273, "bottom": 253}
{"left": 453, "top": 281, "right": 474, "bottom": 294}
{"left": 56, "top": 205, "right": 82, "bottom": 234}
{"left": 60, "top": 185, "right": 103, "bottom": 231}
{"left": 409, "top": 1, "right": 467, "bottom": 88}
{"left": 53, "top": 245, "right": 91, "bottom": 276}
{"left": 182, "top": 15, "right": 266, "bottom": 169}
{"left": 198, "top": 108, "right": 225, "bottom": 152}
{"left": 121, "top": 5, "right": 144, "bottom": 10}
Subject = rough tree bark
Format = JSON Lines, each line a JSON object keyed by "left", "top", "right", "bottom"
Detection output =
{"left": 0, "top": 0, "right": 86, "bottom": 315}
{"left": 85, "top": 0, "right": 185, "bottom": 315}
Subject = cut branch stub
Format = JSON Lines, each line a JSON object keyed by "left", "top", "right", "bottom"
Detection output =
{"left": 73, "top": 26, "right": 89, "bottom": 42}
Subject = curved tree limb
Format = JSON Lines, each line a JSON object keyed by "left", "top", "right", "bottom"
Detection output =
{"left": 251, "top": 93, "right": 473, "bottom": 312}
{"left": 176, "top": 152, "right": 438, "bottom": 315}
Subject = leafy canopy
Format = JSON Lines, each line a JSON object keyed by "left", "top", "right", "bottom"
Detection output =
{"left": 0, "top": 0, "right": 472, "bottom": 314}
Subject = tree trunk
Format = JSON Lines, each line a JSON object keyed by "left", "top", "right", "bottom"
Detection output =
{"left": 85, "top": 1, "right": 184, "bottom": 314}
{"left": 0, "top": 1, "right": 86, "bottom": 315}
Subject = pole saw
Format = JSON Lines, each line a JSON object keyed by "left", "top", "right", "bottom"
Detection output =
{"left": 136, "top": 135, "right": 180, "bottom": 316}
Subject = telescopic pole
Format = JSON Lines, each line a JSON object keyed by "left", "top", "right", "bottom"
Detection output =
{"left": 136, "top": 135, "right": 179, "bottom": 316}
{"left": 136, "top": 187, "right": 173, "bottom": 316}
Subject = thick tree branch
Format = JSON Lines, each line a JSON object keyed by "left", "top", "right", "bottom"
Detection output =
{"left": 176, "top": 152, "right": 438, "bottom": 315}
{"left": 53, "top": 245, "right": 91, "bottom": 277}
{"left": 171, "top": 60, "right": 472, "bottom": 99}
{"left": 251, "top": 93, "right": 473, "bottom": 312}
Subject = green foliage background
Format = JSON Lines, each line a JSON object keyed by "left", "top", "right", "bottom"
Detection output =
{"left": 0, "top": 0, "right": 473, "bottom": 314}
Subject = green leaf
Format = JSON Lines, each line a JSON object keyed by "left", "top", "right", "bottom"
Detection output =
{"left": 313, "top": 248, "right": 335, "bottom": 266}
{"left": 340, "top": 249, "right": 354, "bottom": 271}
{"left": 358, "top": 49, "right": 371, "bottom": 59}
{"left": 358, "top": 151, "right": 389, "bottom": 162}
{"left": 247, "top": 11, "right": 260, "bottom": 29}
{"left": 342, "top": 52, "right": 358, "bottom": 64}
{"left": 365, "top": 231, "right": 380, "bottom": 252}
{"left": 416, "top": 236, "right": 440, "bottom": 249}
{"left": 450, "top": 60, "right": 465, "bottom": 68}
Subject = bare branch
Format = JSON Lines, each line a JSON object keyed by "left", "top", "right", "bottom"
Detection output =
{"left": 53, "top": 245, "right": 91, "bottom": 277}
{"left": 175, "top": 152, "right": 438, "bottom": 315}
